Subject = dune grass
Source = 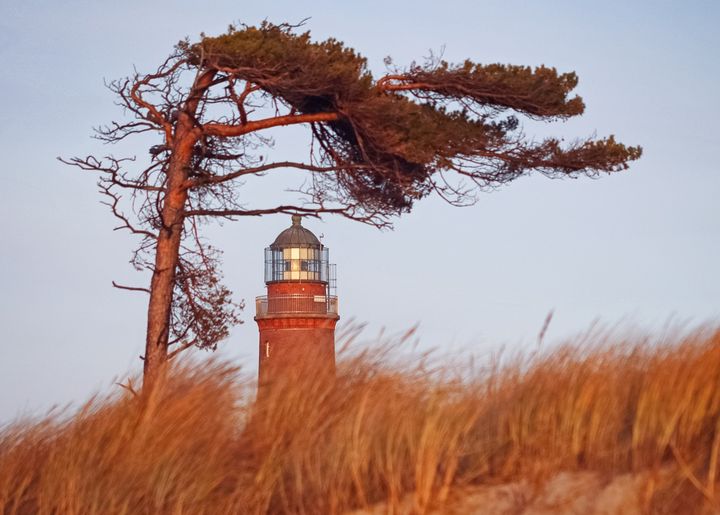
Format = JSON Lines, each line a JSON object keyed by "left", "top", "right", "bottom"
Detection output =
{"left": 1, "top": 326, "right": 719, "bottom": 514}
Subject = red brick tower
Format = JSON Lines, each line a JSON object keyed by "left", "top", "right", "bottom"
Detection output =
{"left": 255, "top": 215, "right": 338, "bottom": 388}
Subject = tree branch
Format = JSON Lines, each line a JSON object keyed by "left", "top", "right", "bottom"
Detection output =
{"left": 97, "top": 183, "right": 159, "bottom": 239}
{"left": 203, "top": 111, "right": 339, "bottom": 138}
{"left": 185, "top": 205, "right": 351, "bottom": 218}
{"left": 112, "top": 281, "right": 151, "bottom": 294}
{"left": 115, "top": 378, "right": 139, "bottom": 398}
{"left": 185, "top": 161, "right": 349, "bottom": 189}
{"left": 168, "top": 339, "right": 197, "bottom": 360}
{"left": 128, "top": 55, "right": 187, "bottom": 142}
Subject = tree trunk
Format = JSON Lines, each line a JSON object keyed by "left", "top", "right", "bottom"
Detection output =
{"left": 141, "top": 71, "right": 216, "bottom": 391}
{"left": 143, "top": 121, "right": 197, "bottom": 389}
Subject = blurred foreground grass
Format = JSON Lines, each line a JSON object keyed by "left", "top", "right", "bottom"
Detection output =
{"left": 1, "top": 326, "right": 719, "bottom": 514}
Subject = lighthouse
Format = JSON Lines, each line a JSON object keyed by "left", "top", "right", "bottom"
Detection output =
{"left": 254, "top": 215, "right": 339, "bottom": 388}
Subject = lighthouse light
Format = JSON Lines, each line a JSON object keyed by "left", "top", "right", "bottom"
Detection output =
{"left": 263, "top": 217, "right": 333, "bottom": 284}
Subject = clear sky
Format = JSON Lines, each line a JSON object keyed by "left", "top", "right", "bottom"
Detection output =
{"left": 1, "top": 0, "right": 718, "bottom": 420}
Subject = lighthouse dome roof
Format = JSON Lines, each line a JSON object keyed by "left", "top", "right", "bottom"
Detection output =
{"left": 270, "top": 215, "right": 322, "bottom": 249}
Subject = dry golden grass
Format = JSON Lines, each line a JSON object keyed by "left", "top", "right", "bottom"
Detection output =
{"left": 1, "top": 326, "right": 719, "bottom": 514}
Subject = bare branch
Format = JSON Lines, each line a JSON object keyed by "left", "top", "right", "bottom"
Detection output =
{"left": 203, "top": 111, "right": 339, "bottom": 138}
{"left": 186, "top": 205, "right": 349, "bottom": 218}
{"left": 58, "top": 156, "right": 166, "bottom": 192}
{"left": 168, "top": 340, "right": 197, "bottom": 360}
{"left": 128, "top": 54, "right": 188, "bottom": 143}
{"left": 185, "top": 161, "right": 350, "bottom": 189}
{"left": 115, "top": 378, "right": 139, "bottom": 398}
{"left": 112, "top": 281, "right": 151, "bottom": 294}
{"left": 98, "top": 182, "right": 158, "bottom": 239}
{"left": 227, "top": 79, "right": 260, "bottom": 125}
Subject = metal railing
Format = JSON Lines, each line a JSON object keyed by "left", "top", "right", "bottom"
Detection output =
{"left": 256, "top": 294, "right": 339, "bottom": 317}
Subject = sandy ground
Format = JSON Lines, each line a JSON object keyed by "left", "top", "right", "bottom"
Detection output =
{"left": 439, "top": 471, "right": 648, "bottom": 515}
{"left": 349, "top": 470, "right": 667, "bottom": 514}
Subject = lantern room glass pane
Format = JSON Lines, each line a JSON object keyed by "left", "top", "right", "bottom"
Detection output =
{"left": 265, "top": 245, "right": 333, "bottom": 284}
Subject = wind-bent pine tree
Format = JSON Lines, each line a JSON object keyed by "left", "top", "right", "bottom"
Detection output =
{"left": 63, "top": 22, "right": 641, "bottom": 389}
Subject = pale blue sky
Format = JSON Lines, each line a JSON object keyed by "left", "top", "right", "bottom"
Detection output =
{"left": 1, "top": 1, "right": 718, "bottom": 420}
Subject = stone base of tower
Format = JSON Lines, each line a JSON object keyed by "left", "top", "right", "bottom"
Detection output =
{"left": 255, "top": 314, "right": 339, "bottom": 393}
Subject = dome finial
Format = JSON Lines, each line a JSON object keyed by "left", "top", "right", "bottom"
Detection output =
{"left": 291, "top": 214, "right": 302, "bottom": 226}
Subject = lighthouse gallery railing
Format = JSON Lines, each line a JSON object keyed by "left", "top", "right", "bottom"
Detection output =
{"left": 255, "top": 294, "right": 338, "bottom": 317}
